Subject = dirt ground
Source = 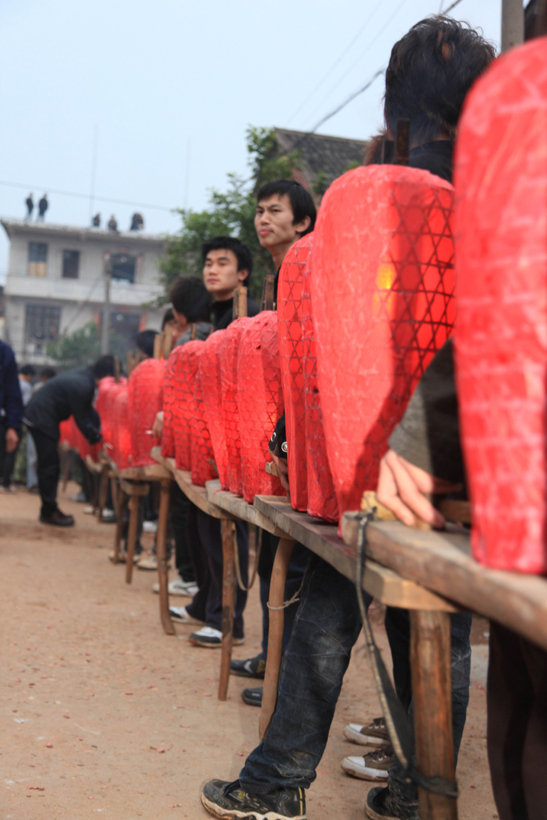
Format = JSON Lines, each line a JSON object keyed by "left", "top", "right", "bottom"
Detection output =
{"left": 1, "top": 482, "right": 498, "bottom": 820}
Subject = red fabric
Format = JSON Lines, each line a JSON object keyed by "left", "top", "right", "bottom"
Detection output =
{"left": 312, "top": 164, "right": 455, "bottom": 523}
{"left": 128, "top": 358, "right": 165, "bottom": 467}
{"left": 199, "top": 331, "right": 229, "bottom": 487}
{"left": 454, "top": 39, "right": 547, "bottom": 574}
{"left": 237, "top": 312, "right": 284, "bottom": 503}
{"left": 219, "top": 318, "right": 254, "bottom": 495}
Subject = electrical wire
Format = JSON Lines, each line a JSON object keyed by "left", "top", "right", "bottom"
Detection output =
{"left": 0, "top": 179, "right": 174, "bottom": 213}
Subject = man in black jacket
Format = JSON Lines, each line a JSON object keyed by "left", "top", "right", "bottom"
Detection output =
{"left": 24, "top": 355, "right": 115, "bottom": 526}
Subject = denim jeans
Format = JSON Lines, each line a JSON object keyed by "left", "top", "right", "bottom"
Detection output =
{"left": 239, "top": 556, "right": 471, "bottom": 795}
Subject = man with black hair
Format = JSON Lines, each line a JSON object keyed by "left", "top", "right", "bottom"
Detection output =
{"left": 201, "top": 236, "right": 259, "bottom": 328}
{"left": 201, "top": 17, "right": 494, "bottom": 820}
{"left": 25, "top": 355, "right": 116, "bottom": 526}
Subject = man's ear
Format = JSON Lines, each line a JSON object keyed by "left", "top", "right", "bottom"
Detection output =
{"left": 294, "top": 215, "right": 311, "bottom": 237}
{"left": 237, "top": 268, "right": 249, "bottom": 285}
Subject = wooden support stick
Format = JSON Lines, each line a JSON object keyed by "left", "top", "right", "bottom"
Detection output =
{"left": 233, "top": 285, "right": 248, "bottom": 319}
{"left": 410, "top": 610, "right": 457, "bottom": 820}
{"left": 97, "top": 463, "right": 109, "bottom": 521}
{"left": 218, "top": 518, "right": 236, "bottom": 701}
{"left": 125, "top": 492, "right": 141, "bottom": 584}
{"left": 259, "top": 537, "right": 296, "bottom": 739}
{"left": 112, "top": 490, "right": 128, "bottom": 564}
{"left": 156, "top": 478, "right": 175, "bottom": 636}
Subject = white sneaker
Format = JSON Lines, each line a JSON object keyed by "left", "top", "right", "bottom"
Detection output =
{"left": 189, "top": 626, "right": 244, "bottom": 648}
{"left": 143, "top": 520, "right": 158, "bottom": 533}
{"left": 344, "top": 717, "right": 388, "bottom": 746}
{"left": 168, "top": 606, "right": 203, "bottom": 625}
{"left": 341, "top": 744, "right": 393, "bottom": 780}
{"left": 153, "top": 577, "right": 199, "bottom": 597}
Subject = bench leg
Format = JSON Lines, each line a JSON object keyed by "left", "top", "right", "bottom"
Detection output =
{"left": 156, "top": 479, "right": 175, "bottom": 635}
{"left": 125, "top": 493, "right": 140, "bottom": 584}
{"left": 218, "top": 518, "right": 236, "bottom": 701}
{"left": 410, "top": 609, "right": 458, "bottom": 820}
{"left": 259, "top": 537, "right": 296, "bottom": 739}
{"left": 112, "top": 490, "right": 128, "bottom": 564}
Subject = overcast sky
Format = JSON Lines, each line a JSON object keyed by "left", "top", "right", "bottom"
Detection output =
{"left": 0, "top": 0, "right": 504, "bottom": 284}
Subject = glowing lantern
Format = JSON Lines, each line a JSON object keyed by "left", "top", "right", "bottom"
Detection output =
{"left": 128, "top": 358, "right": 166, "bottom": 467}
{"left": 312, "top": 164, "right": 456, "bottom": 522}
{"left": 455, "top": 39, "right": 547, "bottom": 573}
{"left": 199, "top": 330, "right": 229, "bottom": 487}
{"left": 111, "top": 386, "right": 132, "bottom": 470}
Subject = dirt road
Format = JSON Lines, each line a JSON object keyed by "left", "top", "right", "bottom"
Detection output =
{"left": 1, "top": 483, "right": 497, "bottom": 819}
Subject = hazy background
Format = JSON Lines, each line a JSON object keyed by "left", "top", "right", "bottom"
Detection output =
{"left": 0, "top": 0, "right": 503, "bottom": 284}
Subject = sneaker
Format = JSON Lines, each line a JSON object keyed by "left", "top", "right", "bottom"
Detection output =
{"left": 142, "top": 520, "right": 158, "bottom": 533}
{"left": 241, "top": 686, "right": 263, "bottom": 707}
{"left": 365, "top": 785, "right": 419, "bottom": 820}
{"left": 153, "top": 577, "right": 198, "bottom": 597}
{"left": 341, "top": 743, "right": 393, "bottom": 781}
{"left": 344, "top": 716, "right": 389, "bottom": 746}
{"left": 83, "top": 505, "right": 95, "bottom": 514}
{"left": 201, "top": 778, "right": 306, "bottom": 819}
{"left": 189, "top": 626, "right": 244, "bottom": 648}
{"left": 39, "top": 509, "right": 75, "bottom": 527}
{"left": 101, "top": 507, "right": 116, "bottom": 523}
{"left": 168, "top": 606, "right": 203, "bottom": 625}
{"left": 230, "top": 655, "right": 266, "bottom": 679}
{"left": 137, "top": 553, "right": 157, "bottom": 570}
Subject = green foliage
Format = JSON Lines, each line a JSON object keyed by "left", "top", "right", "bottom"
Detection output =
{"left": 46, "top": 321, "right": 128, "bottom": 368}
{"left": 159, "top": 126, "right": 300, "bottom": 302}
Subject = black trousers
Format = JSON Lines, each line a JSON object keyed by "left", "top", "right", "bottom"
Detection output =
{"left": 487, "top": 621, "right": 547, "bottom": 820}
{"left": 29, "top": 427, "right": 60, "bottom": 516}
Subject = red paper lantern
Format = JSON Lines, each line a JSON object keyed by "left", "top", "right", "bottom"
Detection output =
{"left": 454, "top": 39, "right": 547, "bottom": 574}
{"left": 171, "top": 340, "right": 202, "bottom": 472}
{"left": 190, "top": 345, "right": 216, "bottom": 487}
{"left": 128, "top": 358, "right": 166, "bottom": 467}
{"left": 219, "top": 317, "right": 254, "bottom": 495}
{"left": 59, "top": 418, "right": 72, "bottom": 447}
{"left": 70, "top": 416, "right": 100, "bottom": 462}
{"left": 301, "top": 244, "right": 339, "bottom": 523}
{"left": 237, "top": 312, "right": 284, "bottom": 503}
{"left": 96, "top": 377, "right": 127, "bottom": 455}
{"left": 110, "top": 386, "right": 131, "bottom": 470}
{"left": 199, "top": 330, "right": 229, "bottom": 487}
{"left": 161, "top": 348, "right": 179, "bottom": 459}
{"left": 312, "top": 164, "right": 455, "bottom": 522}
{"left": 277, "top": 236, "right": 310, "bottom": 511}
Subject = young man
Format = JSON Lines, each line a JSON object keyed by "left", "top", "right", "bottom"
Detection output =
{"left": 200, "top": 17, "right": 494, "bottom": 820}
{"left": 231, "top": 180, "right": 317, "bottom": 702}
{"left": 24, "top": 355, "right": 115, "bottom": 526}
{"left": 169, "top": 238, "right": 260, "bottom": 647}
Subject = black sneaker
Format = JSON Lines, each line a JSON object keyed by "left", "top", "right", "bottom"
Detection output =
{"left": 230, "top": 655, "right": 266, "bottom": 679}
{"left": 201, "top": 778, "right": 306, "bottom": 819}
{"left": 39, "top": 509, "right": 75, "bottom": 527}
{"left": 241, "top": 686, "right": 262, "bottom": 707}
{"left": 365, "top": 785, "right": 419, "bottom": 820}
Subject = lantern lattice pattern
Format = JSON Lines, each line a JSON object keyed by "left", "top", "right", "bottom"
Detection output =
{"left": 301, "top": 247, "right": 339, "bottom": 522}
{"left": 237, "top": 312, "right": 284, "bottom": 503}
{"left": 277, "top": 236, "right": 310, "bottom": 511}
{"left": 199, "top": 331, "right": 228, "bottom": 486}
{"left": 161, "top": 348, "right": 179, "bottom": 458}
{"left": 171, "top": 341, "right": 203, "bottom": 472}
{"left": 96, "top": 377, "right": 128, "bottom": 458}
{"left": 190, "top": 343, "right": 216, "bottom": 487}
{"left": 128, "top": 358, "right": 166, "bottom": 467}
{"left": 219, "top": 318, "right": 254, "bottom": 495}
{"left": 312, "top": 164, "right": 455, "bottom": 521}
{"left": 454, "top": 39, "right": 547, "bottom": 574}
{"left": 110, "top": 386, "right": 132, "bottom": 470}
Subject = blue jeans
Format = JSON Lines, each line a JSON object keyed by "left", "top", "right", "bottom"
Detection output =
{"left": 240, "top": 556, "right": 471, "bottom": 794}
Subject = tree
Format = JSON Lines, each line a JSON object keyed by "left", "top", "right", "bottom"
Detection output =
{"left": 159, "top": 126, "right": 300, "bottom": 302}
{"left": 46, "top": 321, "right": 130, "bottom": 369}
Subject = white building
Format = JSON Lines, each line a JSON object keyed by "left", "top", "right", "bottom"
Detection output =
{"left": 1, "top": 219, "right": 166, "bottom": 365}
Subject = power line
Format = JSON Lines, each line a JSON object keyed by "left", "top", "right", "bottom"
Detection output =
{"left": 0, "top": 179, "right": 175, "bottom": 213}
{"left": 307, "top": 68, "right": 385, "bottom": 135}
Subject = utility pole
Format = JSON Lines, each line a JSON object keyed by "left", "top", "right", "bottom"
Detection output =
{"left": 101, "top": 251, "right": 111, "bottom": 354}
{"left": 501, "top": 0, "right": 524, "bottom": 52}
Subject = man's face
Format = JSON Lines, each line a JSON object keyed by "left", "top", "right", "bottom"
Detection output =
{"left": 203, "top": 248, "right": 247, "bottom": 301}
{"left": 254, "top": 194, "right": 311, "bottom": 265}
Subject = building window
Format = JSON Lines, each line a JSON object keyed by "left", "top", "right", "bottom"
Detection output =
{"left": 25, "top": 304, "right": 61, "bottom": 349}
{"left": 28, "top": 242, "right": 48, "bottom": 277}
{"left": 62, "top": 249, "right": 80, "bottom": 279}
{"left": 111, "top": 252, "right": 136, "bottom": 283}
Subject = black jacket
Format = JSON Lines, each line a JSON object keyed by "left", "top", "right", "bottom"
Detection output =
{"left": 212, "top": 296, "right": 260, "bottom": 331}
{"left": 24, "top": 367, "right": 101, "bottom": 443}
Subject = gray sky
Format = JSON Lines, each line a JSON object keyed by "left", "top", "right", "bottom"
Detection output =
{"left": 0, "top": 0, "right": 503, "bottom": 284}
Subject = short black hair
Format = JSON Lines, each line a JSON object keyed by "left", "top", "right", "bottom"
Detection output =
{"left": 92, "top": 354, "right": 116, "bottom": 380}
{"left": 169, "top": 275, "right": 212, "bottom": 322}
{"left": 384, "top": 16, "right": 496, "bottom": 145}
{"left": 40, "top": 367, "right": 56, "bottom": 380}
{"left": 135, "top": 329, "right": 158, "bottom": 358}
{"left": 256, "top": 179, "right": 317, "bottom": 234}
{"left": 19, "top": 364, "right": 36, "bottom": 377}
{"left": 201, "top": 237, "right": 253, "bottom": 285}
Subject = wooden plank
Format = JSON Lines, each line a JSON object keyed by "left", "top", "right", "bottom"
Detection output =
{"left": 218, "top": 519, "right": 236, "bottom": 701}
{"left": 254, "top": 496, "right": 455, "bottom": 612}
{"left": 120, "top": 464, "right": 171, "bottom": 482}
{"left": 150, "top": 449, "right": 227, "bottom": 519}
{"left": 206, "top": 480, "right": 285, "bottom": 536}
{"left": 342, "top": 512, "right": 547, "bottom": 651}
{"left": 119, "top": 479, "right": 150, "bottom": 497}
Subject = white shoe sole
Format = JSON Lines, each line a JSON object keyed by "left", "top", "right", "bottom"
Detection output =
{"left": 344, "top": 723, "right": 388, "bottom": 746}
{"left": 341, "top": 755, "right": 389, "bottom": 781}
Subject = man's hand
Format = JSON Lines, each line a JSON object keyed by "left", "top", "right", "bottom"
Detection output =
{"left": 377, "top": 449, "right": 461, "bottom": 529}
{"left": 152, "top": 411, "right": 164, "bottom": 439}
{"left": 271, "top": 453, "right": 290, "bottom": 492}
{"left": 5, "top": 428, "right": 19, "bottom": 453}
